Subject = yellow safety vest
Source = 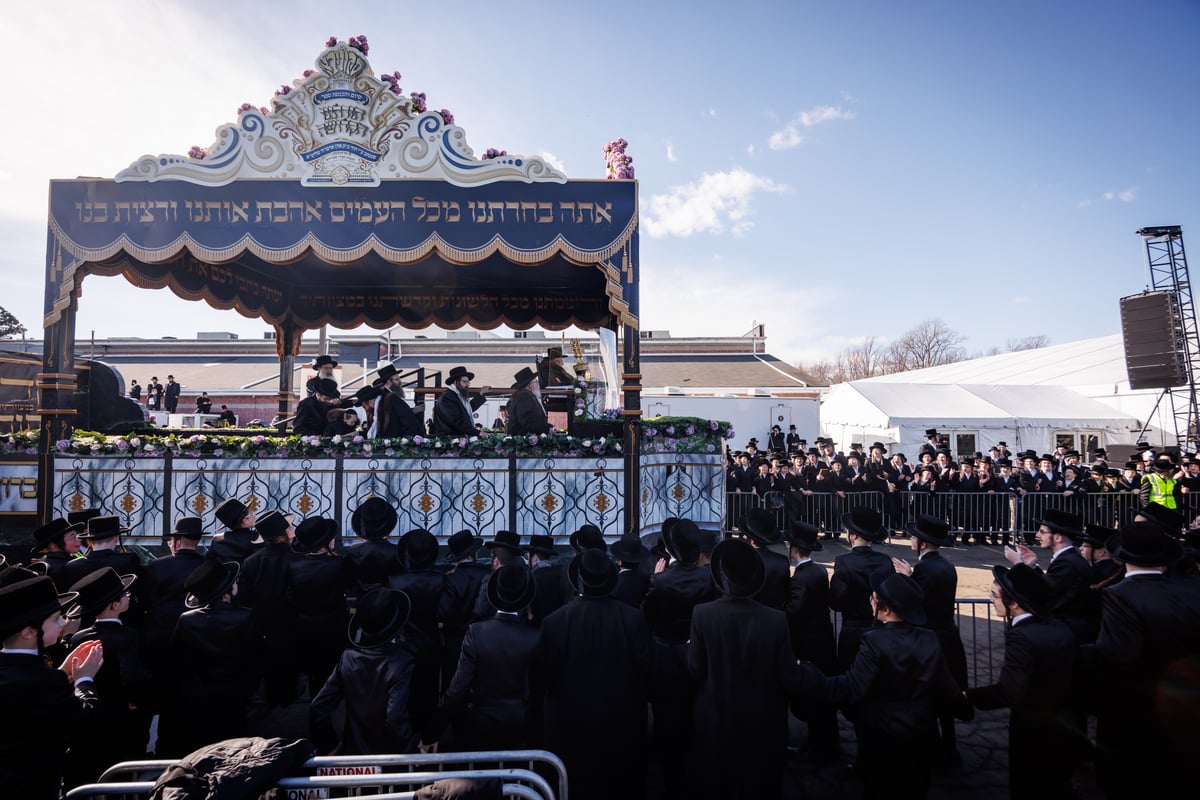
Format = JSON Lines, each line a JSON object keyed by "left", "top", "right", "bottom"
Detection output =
{"left": 1145, "top": 472, "right": 1177, "bottom": 509}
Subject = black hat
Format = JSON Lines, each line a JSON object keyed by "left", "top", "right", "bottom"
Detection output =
{"left": 403, "top": 529, "right": 439, "bottom": 570}
{"left": 870, "top": 572, "right": 926, "bottom": 626}
{"left": 511, "top": 366, "right": 537, "bottom": 389}
{"left": 312, "top": 354, "right": 339, "bottom": 369}
{"left": 842, "top": 508, "right": 887, "bottom": 542}
{"left": 67, "top": 509, "right": 102, "bottom": 527}
{"left": 1032, "top": 509, "right": 1084, "bottom": 541}
{"left": 487, "top": 563, "right": 537, "bottom": 612}
{"left": 806, "top": 447, "right": 819, "bottom": 456}
{"left": 740, "top": 507, "right": 781, "bottom": 546}
{"left": 255, "top": 510, "right": 291, "bottom": 542}
{"left": 484, "top": 530, "right": 526, "bottom": 554}
{"left": 1153, "top": 454, "right": 1176, "bottom": 471}
{"left": 786, "top": 520, "right": 822, "bottom": 552}
{"left": 525, "top": 534, "right": 557, "bottom": 559}
{"left": 710, "top": 537, "right": 765, "bottom": 597}
{"left": 446, "top": 529, "right": 484, "bottom": 561}
{"left": 1107, "top": 522, "right": 1183, "bottom": 567}
{"left": 184, "top": 559, "right": 240, "bottom": 608}
{"left": 997, "top": 441, "right": 1008, "bottom": 447}
{"left": 925, "top": 428, "right": 939, "bottom": 438}
{"left": 905, "top": 514, "right": 955, "bottom": 547}
{"left": 350, "top": 497, "right": 397, "bottom": 540}
{"left": 1081, "top": 523, "right": 1117, "bottom": 548}
{"left": 996, "top": 458, "right": 1013, "bottom": 468}
{"left": 348, "top": 588, "right": 410, "bottom": 648}
{"left": 214, "top": 497, "right": 251, "bottom": 529}
{"left": 869, "top": 442, "right": 888, "bottom": 453}
{"left": 313, "top": 377, "right": 340, "bottom": 398}
{"left": 32, "top": 518, "right": 85, "bottom": 552}
{"left": 609, "top": 533, "right": 650, "bottom": 565}
{"left": 372, "top": 363, "right": 399, "bottom": 386}
{"left": 1094, "top": 448, "right": 1107, "bottom": 456}
{"left": 0, "top": 563, "right": 48, "bottom": 588}
{"left": 292, "top": 516, "right": 337, "bottom": 554}
{"left": 447, "top": 365, "right": 475, "bottom": 382}
{"left": 170, "top": 516, "right": 207, "bottom": 540}
{"left": 0, "top": 576, "right": 77, "bottom": 639}
{"left": 959, "top": 457, "right": 975, "bottom": 467}
{"left": 1123, "top": 460, "right": 1140, "bottom": 470}
{"left": 1138, "top": 502, "right": 1185, "bottom": 533}
{"left": 666, "top": 518, "right": 703, "bottom": 563}
{"left": 893, "top": 452, "right": 908, "bottom": 463}
{"left": 64, "top": 567, "right": 136, "bottom": 620}
{"left": 80, "top": 515, "right": 130, "bottom": 540}
{"left": 547, "top": 346, "right": 564, "bottom": 359}
{"left": 568, "top": 548, "right": 618, "bottom": 597}
{"left": 992, "top": 564, "right": 1052, "bottom": 618}
{"left": 569, "top": 524, "right": 608, "bottom": 553}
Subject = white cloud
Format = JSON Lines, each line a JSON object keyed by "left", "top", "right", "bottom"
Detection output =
{"left": 704, "top": 108, "right": 718, "bottom": 118}
{"left": 1012, "top": 296, "right": 1030, "bottom": 304}
{"left": 538, "top": 151, "right": 566, "bottom": 173}
{"left": 768, "top": 105, "right": 856, "bottom": 151}
{"left": 641, "top": 167, "right": 790, "bottom": 238}
{"left": 665, "top": 142, "right": 678, "bottom": 162}
{"left": 1117, "top": 189, "right": 1136, "bottom": 202}
{"left": 1084, "top": 187, "right": 1137, "bottom": 206}
{"left": 747, "top": 144, "right": 756, "bottom": 155}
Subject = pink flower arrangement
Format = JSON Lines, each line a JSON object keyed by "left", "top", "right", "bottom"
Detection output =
{"left": 603, "top": 138, "right": 634, "bottom": 179}
{"left": 275, "top": 84, "right": 292, "bottom": 97}
{"left": 439, "top": 109, "right": 455, "bottom": 125}
{"left": 483, "top": 147, "right": 508, "bottom": 160}
{"left": 381, "top": 71, "right": 402, "bottom": 95}
{"left": 410, "top": 91, "right": 427, "bottom": 113}
{"left": 325, "top": 36, "right": 338, "bottom": 48}
{"left": 187, "top": 145, "right": 208, "bottom": 160}
{"left": 348, "top": 35, "right": 369, "bottom": 54}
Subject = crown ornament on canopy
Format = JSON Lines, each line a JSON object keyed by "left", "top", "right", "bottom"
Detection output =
{"left": 117, "top": 37, "right": 567, "bottom": 187}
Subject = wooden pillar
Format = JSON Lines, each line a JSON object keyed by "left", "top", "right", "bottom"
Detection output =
{"left": 622, "top": 230, "right": 642, "bottom": 536}
{"left": 275, "top": 317, "right": 303, "bottom": 432}
{"left": 37, "top": 312, "right": 77, "bottom": 524}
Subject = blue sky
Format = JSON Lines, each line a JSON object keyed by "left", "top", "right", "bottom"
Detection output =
{"left": 2, "top": 0, "right": 1197, "bottom": 364}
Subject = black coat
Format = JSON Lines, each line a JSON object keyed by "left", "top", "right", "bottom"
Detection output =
{"left": 36, "top": 550, "right": 74, "bottom": 592}
{"left": 688, "top": 595, "right": 811, "bottom": 800}
{"left": 505, "top": 389, "right": 551, "bottom": 436}
{"left": 58, "top": 548, "right": 143, "bottom": 594}
{"left": 967, "top": 615, "right": 1079, "bottom": 797}
{"left": 310, "top": 641, "right": 417, "bottom": 755}
{"left": 375, "top": 392, "right": 424, "bottom": 437}
{"left": 293, "top": 395, "right": 335, "bottom": 436}
{"left": 289, "top": 554, "right": 349, "bottom": 686}
{"left": 829, "top": 546, "right": 894, "bottom": 670}
{"left": 911, "top": 551, "right": 967, "bottom": 687}
{"left": 786, "top": 560, "right": 836, "bottom": 672}
{"left": 612, "top": 568, "right": 652, "bottom": 608}
{"left": 753, "top": 546, "right": 791, "bottom": 610}
{"left": 642, "top": 562, "right": 718, "bottom": 645}
{"left": 433, "top": 387, "right": 485, "bottom": 437}
{"left": 208, "top": 528, "right": 261, "bottom": 564}
{"left": 141, "top": 550, "right": 206, "bottom": 640}
{"left": 344, "top": 538, "right": 400, "bottom": 593}
{"left": 441, "top": 613, "right": 541, "bottom": 749}
{"left": 529, "top": 562, "right": 569, "bottom": 625}
{"left": 0, "top": 652, "right": 101, "bottom": 800}
{"left": 1038, "top": 547, "right": 1099, "bottom": 643}
{"left": 539, "top": 595, "right": 657, "bottom": 800}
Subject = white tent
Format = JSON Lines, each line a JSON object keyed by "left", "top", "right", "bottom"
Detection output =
{"left": 821, "top": 381, "right": 1143, "bottom": 459}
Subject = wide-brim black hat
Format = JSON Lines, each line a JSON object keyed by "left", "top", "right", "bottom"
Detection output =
{"left": 312, "top": 354, "right": 339, "bottom": 369}
{"left": 609, "top": 533, "right": 650, "bottom": 565}
{"left": 446, "top": 529, "right": 485, "bottom": 560}
{"left": 1106, "top": 522, "right": 1183, "bottom": 567}
{"left": 351, "top": 497, "right": 398, "bottom": 540}
{"left": 447, "top": 365, "right": 475, "bottom": 382}
{"left": 992, "top": 564, "right": 1052, "bottom": 617}
{"left": 786, "top": 520, "right": 822, "bottom": 552}
{"left": 255, "top": 510, "right": 291, "bottom": 542}
{"left": 568, "top": 549, "right": 618, "bottom": 597}
{"left": 79, "top": 515, "right": 130, "bottom": 540}
{"left": 740, "top": 507, "right": 781, "bottom": 546}
{"left": 313, "top": 377, "right": 341, "bottom": 398}
{"left": 66, "top": 509, "right": 102, "bottom": 528}
{"left": 348, "top": 587, "right": 410, "bottom": 649}
{"left": 1081, "top": 523, "right": 1117, "bottom": 548}
{"left": 1138, "top": 502, "right": 1185, "bottom": 534}
{"left": 0, "top": 563, "right": 49, "bottom": 588}
{"left": 31, "top": 518, "right": 86, "bottom": 552}
{"left": 1032, "top": 508, "right": 1084, "bottom": 541}
{"left": 569, "top": 524, "right": 608, "bottom": 553}
{"left": 171, "top": 516, "right": 207, "bottom": 540}
{"left": 485, "top": 531, "right": 526, "bottom": 554}
{"left": 184, "top": 560, "right": 240, "bottom": 608}
{"left": 511, "top": 366, "right": 537, "bottom": 389}
{"left": 842, "top": 508, "right": 887, "bottom": 542}
{"left": 710, "top": 537, "right": 765, "bottom": 597}
{"left": 403, "top": 529, "right": 439, "bottom": 570}
{"left": 372, "top": 364, "right": 399, "bottom": 386}
{"left": 65, "top": 567, "right": 137, "bottom": 620}
{"left": 871, "top": 571, "right": 926, "bottom": 626}
{"left": 666, "top": 518, "right": 702, "bottom": 563}
{"left": 487, "top": 563, "right": 537, "bottom": 612}
{"left": 905, "top": 514, "right": 955, "bottom": 547}
{"left": 214, "top": 497, "right": 250, "bottom": 530}
{"left": 524, "top": 534, "right": 557, "bottom": 559}
{"left": 0, "top": 576, "right": 77, "bottom": 638}
{"left": 292, "top": 516, "right": 338, "bottom": 554}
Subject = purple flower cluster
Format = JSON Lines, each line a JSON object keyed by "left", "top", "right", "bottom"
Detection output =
{"left": 410, "top": 91, "right": 427, "bottom": 113}
{"left": 187, "top": 145, "right": 208, "bottom": 160}
{"left": 439, "top": 108, "right": 455, "bottom": 125}
{"left": 603, "top": 138, "right": 634, "bottom": 180}
{"left": 302, "top": 69, "right": 315, "bottom": 78}
{"left": 381, "top": 71, "right": 402, "bottom": 95}
{"left": 325, "top": 36, "right": 338, "bottom": 48}
{"left": 348, "top": 35, "right": 369, "bottom": 54}
{"left": 483, "top": 147, "right": 509, "bottom": 160}
{"left": 275, "top": 84, "right": 292, "bottom": 97}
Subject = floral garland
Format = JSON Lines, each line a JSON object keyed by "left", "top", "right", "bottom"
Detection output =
{"left": 603, "top": 138, "right": 634, "bottom": 179}
{"left": 640, "top": 416, "right": 735, "bottom": 455}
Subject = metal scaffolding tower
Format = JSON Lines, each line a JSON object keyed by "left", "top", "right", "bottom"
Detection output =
{"left": 1136, "top": 226, "right": 1200, "bottom": 452}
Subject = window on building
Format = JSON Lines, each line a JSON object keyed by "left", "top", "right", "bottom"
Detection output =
{"left": 954, "top": 433, "right": 977, "bottom": 458}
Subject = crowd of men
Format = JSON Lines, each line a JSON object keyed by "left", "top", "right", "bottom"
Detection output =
{"left": 3, "top": 477, "right": 1198, "bottom": 800}
{"left": 727, "top": 426, "right": 1200, "bottom": 545}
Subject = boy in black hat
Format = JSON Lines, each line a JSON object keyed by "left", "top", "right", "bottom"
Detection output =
{"left": 209, "top": 497, "right": 261, "bottom": 564}
{"left": 141, "top": 517, "right": 208, "bottom": 684}
{"left": 311, "top": 587, "right": 418, "bottom": 755}
{"left": 58, "top": 515, "right": 142, "bottom": 595}
{"left": 438, "top": 528, "right": 489, "bottom": 689}
{"left": 289, "top": 516, "right": 349, "bottom": 698}
{"left": 0, "top": 575, "right": 104, "bottom": 800}
{"left": 30, "top": 516, "right": 85, "bottom": 591}
{"left": 344, "top": 498, "right": 400, "bottom": 596}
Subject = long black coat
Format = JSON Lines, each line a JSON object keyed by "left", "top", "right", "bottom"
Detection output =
{"left": 310, "top": 641, "right": 417, "bottom": 755}
{"left": 911, "top": 551, "right": 968, "bottom": 688}
{"left": 36, "top": 550, "right": 73, "bottom": 592}
{"left": 208, "top": 528, "right": 261, "bottom": 565}
{"left": 1084, "top": 573, "right": 1200, "bottom": 797}
{"left": 753, "top": 546, "right": 792, "bottom": 611}
{"left": 641, "top": 562, "right": 718, "bottom": 645}
{"left": 239, "top": 541, "right": 299, "bottom": 704}
{"left": 58, "top": 548, "right": 143, "bottom": 594}
{"left": 389, "top": 568, "right": 448, "bottom": 734}
{"left": 829, "top": 546, "right": 894, "bottom": 670}
{"left": 688, "top": 595, "right": 811, "bottom": 800}
{"left": 612, "top": 568, "right": 652, "bottom": 608}
{"left": 1038, "top": 546, "right": 1099, "bottom": 643}
{"left": 293, "top": 395, "right": 335, "bottom": 436}
{"left": 375, "top": 392, "right": 423, "bottom": 437}
{"left": 967, "top": 615, "right": 1079, "bottom": 798}
{"left": 344, "top": 539, "right": 400, "bottom": 594}
{"left": 505, "top": 389, "right": 551, "bottom": 436}
{"left": 786, "top": 560, "right": 836, "bottom": 672}
{"left": 529, "top": 562, "right": 569, "bottom": 625}
{"left": 0, "top": 652, "right": 101, "bottom": 800}
{"left": 433, "top": 387, "right": 485, "bottom": 437}
{"left": 288, "top": 554, "right": 349, "bottom": 691}
{"left": 438, "top": 560, "right": 491, "bottom": 683}
{"left": 539, "top": 595, "right": 657, "bottom": 800}
{"left": 441, "top": 613, "right": 541, "bottom": 750}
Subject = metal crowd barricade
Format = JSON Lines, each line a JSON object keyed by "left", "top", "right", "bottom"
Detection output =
{"left": 894, "top": 490, "right": 1145, "bottom": 542}
{"left": 724, "top": 490, "right": 887, "bottom": 537}
{"left": 83, "top": 750, "right": 568, "bottom": 800}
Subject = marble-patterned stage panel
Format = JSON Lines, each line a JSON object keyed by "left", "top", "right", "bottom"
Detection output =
{"left": 169, "top": 457, "right": 338, "bottom": 535}
{"left": 514, "top": 456, "right": 624, "bottom": 542}
{"left": 639, "top": 452, "right": 724, "bottom": 533}
{"left": 53, "top": 457, "right": 167, "bottom": 538}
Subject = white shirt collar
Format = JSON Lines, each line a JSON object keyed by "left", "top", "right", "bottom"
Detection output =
{"left": 1010, "top": 612, "right": 1034, "bottom": 627}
